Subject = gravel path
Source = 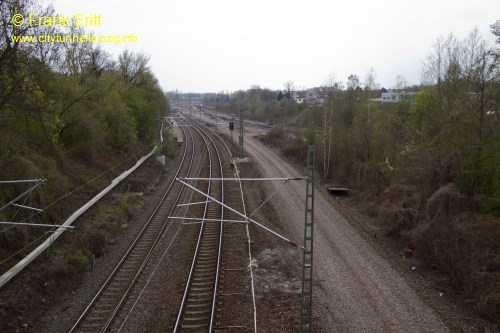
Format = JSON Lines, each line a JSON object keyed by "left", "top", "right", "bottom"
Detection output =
{"left": 243, "top": 133, "right": 450, "bottom": 333}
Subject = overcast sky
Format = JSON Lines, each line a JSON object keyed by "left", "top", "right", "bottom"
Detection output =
{"left": 47, "top": 0, "right": 499, "bottom": 93}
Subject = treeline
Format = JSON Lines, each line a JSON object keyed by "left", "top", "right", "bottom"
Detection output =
{"left": 209, "top": 25, "right": 500, "bottom": 322}
{"left": 206, "top": 26, "right": 500, "bottom": 218}
{"left": 0, "top": 1, "right": 168, "bottom": 253}
{"left": 202, "top": 82, "right": 307, "bottom": 124}
{"left": 0, "top": 1, "right": 167, "bottom": 178}
{"left": 316, "top": 28, "right": 500, "bottom": 323}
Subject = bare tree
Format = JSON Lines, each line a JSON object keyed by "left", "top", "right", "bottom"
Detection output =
{"left": 490, "top": 20, "right": 500, "bottom": 45}
{"left": 321, "top": 75, "right": 343, "bottom": 179}
{"left": 31, "top": 5, "right": 63, "bottom": 70}
{"left": 283, "top": 80, "right": 294, "bottom": 99}
{"left": 363, "top": 67, "right": 380, "bottom": 91}
{"left": 395, "top": 74, "right": 408, "bottom": 90}
{"left": 119, "top": 50, "right": 151, "bottom": 86}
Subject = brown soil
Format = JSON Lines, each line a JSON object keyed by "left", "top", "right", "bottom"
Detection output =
{"left": 0, "top": 144, "right": 174, "bottom": 333}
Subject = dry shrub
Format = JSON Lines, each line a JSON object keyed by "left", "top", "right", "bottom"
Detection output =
{"left": 424, "top": 183, "right": 470, "bottom": 221}
{"left": 353, "top": 161, "right": 388, "bottom": 195}
{"left": 4, "top": 154, "right": 42, "bottom": 202}
{"left": 7, "top": 155, "right": 41, "bottom": 180}
{"left": 380, "top": 206, "right": 419, "bottom": 236}
{"left": 412, "top": 192, "right": 500, "bottom": 323}
{"left": 363, "top": 201, "right": 379, "bottom": 217}
{"left": 479, "top": 291, "right": 500, "bottom": 323}
{"left": 372, "top": 146, "right": 499, "bottom": 324}
{"left": 377, "top": 184, "right": 424, "bottom": 236}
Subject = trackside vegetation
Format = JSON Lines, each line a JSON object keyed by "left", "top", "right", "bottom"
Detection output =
{"left": 0, "top": 1, "right": 168, "bottom": 270}
{"left": 202, "top": 24, "right": 500, "bottom": 324}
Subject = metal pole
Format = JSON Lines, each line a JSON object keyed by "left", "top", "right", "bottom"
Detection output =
{"left": 0, "top": 180, "right": 46, "bottom": 213}
{"left": 178, "top": 177, "right": 305, "bottom": 182}
{"left": 0, "top": 179, "right": 46, "bottom": 185}
{"left": 300, "top": 145, "right": 315, "bottom": 333}
{"left": 0, "top": 221, "right": 74, "bottom": 229}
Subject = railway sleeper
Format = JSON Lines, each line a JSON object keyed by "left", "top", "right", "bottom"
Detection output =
{"left": 193, "top": 272, "right": 215, "bottom": 278}
{"left": 192, "top": 277, "right": 214, "bottom": 283}
{"left": 190, "top": 286, "right": 213, "bottom": 292}
{"left": 79, "top": 320, "right": 108, "bottom": 328}
{"left": 121, "top": 264, "right": 141, "bottom": 272}
{"left": 191, "top": 281, "right": 214, "bottom": 286}
{"left": 188, "top": 291, "right": 213, "bottom": 297}
{"left": 102, "top": 290, "right": 125, "bottom": 297}
{"left": 196, "top": 252, "right": 217, "bottom": 258}
{"left": 194, "top": 265, "right": 217, "bottom": 271}
{"left": 182, "top": 315, "right": 210, "bottom": 322}
{"left": 197, "top": 249, "right": 218, "bottom": 254}
{"left": 134, "top": 243, "right": 153, "bottom": 250}
{"left": 186, "top": 301, "right": 212, "bottom": 308}
{"left": 191, "top": 279, "right": 214, "bottom": 286}
{"left": 197, "top": 255, "right": 218, "bottom": 261}
{"left": 201, "top": 235, "right": 219, "bottom": 240}
{"left": 195, "top": 260, "right": 216, "bottom": 266}
{"left": 93, "top": 296, "right": 119, "bottom": 304}
{"left": 184, "top": 308, "right": 211, "bottom": 315}
{"left": 181, "top": 323, "right": 209, "bottom": 329}
{"left": 195, "top": 258, "right": 217, "bottom": 264}
{"left": 199, "top": 241, "right": 219, "bottom": 247}
{"left": 105, "top": 284, "right": 129, "bottom": 292}
{"left": 84, "top": 314, "right": 113, "bottom": 322}
{"left": 187, "top": 295, "right": 212, "bottom": 302}
{"left": 127, "top": 255, "right": 147, "bottom": 263}
{"left": 110, "top": 275, "right": 132, "bottom": 283}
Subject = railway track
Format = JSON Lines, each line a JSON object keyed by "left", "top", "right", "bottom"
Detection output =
{"left": 70, "top": 112, "right": 252, "bottom": 333}
{"left": 172, "top": 121, "right": 225, "bottom": 332}
{"left": 69, "top": 118, "right": 200, "bottom": 333}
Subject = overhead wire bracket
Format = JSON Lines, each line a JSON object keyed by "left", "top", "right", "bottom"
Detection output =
{"left": 175, "top": 177, "right": 304, "bottom": 248}
{"left": 0, "top": 179, "right": 47, "bottom": 213}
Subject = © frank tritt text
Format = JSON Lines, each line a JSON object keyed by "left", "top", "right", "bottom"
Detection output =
{"left": 11, "top": 13, "right": 102, "bottom": 27}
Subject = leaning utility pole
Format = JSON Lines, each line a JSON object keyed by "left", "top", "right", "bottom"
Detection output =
{"left": 300, "top": 145, "right": 315, "bottom": 332}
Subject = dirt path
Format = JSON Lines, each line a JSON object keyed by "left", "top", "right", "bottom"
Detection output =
{"left": 242, "top": 133, "right": 449, "bottom": 332}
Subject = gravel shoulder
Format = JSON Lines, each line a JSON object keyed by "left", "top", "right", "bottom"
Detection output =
{"left": 243, "top": 133, "right": 451, "bottom": 333}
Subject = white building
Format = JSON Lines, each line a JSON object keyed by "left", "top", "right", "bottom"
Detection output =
{"left": 380, "top": 88, "right": 416, "bottom": 103}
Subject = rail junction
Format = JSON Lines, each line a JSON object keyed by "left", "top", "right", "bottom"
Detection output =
{"left": 69, "top": 112, "right": 260, "bottom": 332}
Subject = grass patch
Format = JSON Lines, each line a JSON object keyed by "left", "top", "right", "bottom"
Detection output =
{"left": 63, "top": 249, "right": 90, "bottom": 273}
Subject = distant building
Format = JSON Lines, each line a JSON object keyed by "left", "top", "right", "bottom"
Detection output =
{"left": 380, "top": 87, "right": 416, "bottom": 103}
{"left": 293, "top": 88, "right": 325, "bottom": 105}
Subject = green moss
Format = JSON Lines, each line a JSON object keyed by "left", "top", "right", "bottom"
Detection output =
{"left": 63, "top": 250, "right": 89, "bottom": 273}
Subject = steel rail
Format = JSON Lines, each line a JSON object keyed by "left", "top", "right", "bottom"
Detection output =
{"left": 70, "top": 124, "right": 194, "bottom": 333}
{"left": 206, "top": 127, "right": 225, "bottom": 333}
{"left": 173, "top": 117, "right": 225, "bottom": 332}
{"left": 211, "top": 120, "right": 259, "bottom": 332}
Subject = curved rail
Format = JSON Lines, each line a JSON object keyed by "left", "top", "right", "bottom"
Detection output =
{"left": 173, "top": 118, "right": 225, "bottom": 332}
{"left": 70, "top": 120, "right": 196, "bottom": 333}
